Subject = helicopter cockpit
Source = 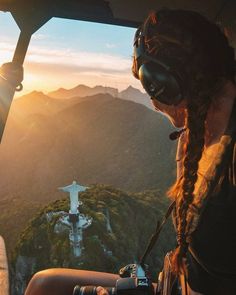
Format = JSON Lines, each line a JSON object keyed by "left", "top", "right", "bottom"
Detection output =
{"left": 0, "top": 1, "right": 235, "bottom": 294}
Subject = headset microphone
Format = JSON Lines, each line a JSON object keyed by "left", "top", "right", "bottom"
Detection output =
{"left": 169, "top": 128, "right": 186, "bottom": 140}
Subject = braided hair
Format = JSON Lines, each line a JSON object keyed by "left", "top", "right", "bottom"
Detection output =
{"left": 136, "top": 9, "right": 235, "bottom": 274}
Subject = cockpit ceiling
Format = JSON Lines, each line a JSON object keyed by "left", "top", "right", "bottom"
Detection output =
{"left": 0, "top": 0, "right": 236, "bottom": 46}
{"left": 0, "top": 0, "right": 235, "bottom": 28}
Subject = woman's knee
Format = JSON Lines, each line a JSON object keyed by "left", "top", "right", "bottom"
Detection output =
{"left": 25, "top": 269, "right": 68, "bottom": 295}
{"left": 24, "top": 268, "right": 119, "bottom": 295}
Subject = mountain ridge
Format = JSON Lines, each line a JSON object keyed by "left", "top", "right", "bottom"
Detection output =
{"left": 48, "top": 84, "right": 119, "bottom": 100}
{"left": 0, "top": 90, "right": 177, "bottom": 261}
{"left": 1, "top": 92, "right": 176, "bottom": 201}
{"left": 47, "top": 84, "right": 152, "bottom": 109}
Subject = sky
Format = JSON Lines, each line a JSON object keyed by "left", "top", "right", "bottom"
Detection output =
{"left": 0, "top": 12, "right": 144, "bottom": 95}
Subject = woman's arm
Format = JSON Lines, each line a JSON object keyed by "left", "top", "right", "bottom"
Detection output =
{"left": 0, "top": 62, "right": 23, "bottom": 139}
{"left": 25, "top": 268, "right": 119, "bottom": 295}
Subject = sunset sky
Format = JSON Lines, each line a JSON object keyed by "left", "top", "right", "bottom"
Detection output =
{"left": 0, "top": 11, "right": 143, "bottom": 95}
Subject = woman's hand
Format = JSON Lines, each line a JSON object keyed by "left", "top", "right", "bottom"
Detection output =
{"left": 96, "top": 286, "right": 109, "bottom": 295}
{"left": 0, "top": 62, "right": 23, "bottom": 88}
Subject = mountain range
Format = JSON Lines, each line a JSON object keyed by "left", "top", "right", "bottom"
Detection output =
{"left": 48, "top": 84, "right": 153, "bottom": 109}
{"left": 0, "top": 85, "right": 177, "bottom": 251}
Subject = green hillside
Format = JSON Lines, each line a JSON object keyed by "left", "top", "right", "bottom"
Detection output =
{"left": 11, "top": 185, "right": 175, "bottom": 294}
{"left": 0, "top": 198, "right": 42, "bottom": 253}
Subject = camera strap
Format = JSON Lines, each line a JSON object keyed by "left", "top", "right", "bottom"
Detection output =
{"left": 139, "top": 200, "right": 175, "bottom": 266}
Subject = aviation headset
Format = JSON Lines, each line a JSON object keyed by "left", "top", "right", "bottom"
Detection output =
{"left": 133, "top": 18, "right": 185, "bottom": 106}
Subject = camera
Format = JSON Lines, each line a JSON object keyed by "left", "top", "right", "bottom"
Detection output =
{"left": 73, "top": 264, "right": 154, "bottom": 295}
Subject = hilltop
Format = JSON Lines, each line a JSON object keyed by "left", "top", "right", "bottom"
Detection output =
{"left": 11, "top": 185, "right": 176, "bottom": 295}
{"left": 0, "top": 88, "right": 177, "bottom": 255}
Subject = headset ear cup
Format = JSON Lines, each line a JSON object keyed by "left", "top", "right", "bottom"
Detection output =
{"left": 139, "top": 62, "right": 183, "bottom": 105}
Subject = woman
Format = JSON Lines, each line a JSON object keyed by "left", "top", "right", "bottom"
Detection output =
{"left": 131, "top": 9, "right": 236, "bottom": 295}
{"left": 25, "top": 9, "right": 235, "bottom": 295}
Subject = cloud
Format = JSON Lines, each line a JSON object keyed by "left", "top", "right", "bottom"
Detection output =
{"left": 26, "top": 60, "right": 131, "bottom": 75}
{"left": 0, "top": 40, "right": 143, "bottom": 94}
{"left": 0, "top": 40, "right": 131, "bottom": 72}
{"left": 0, "top": 41, "right": 17, "bottom": 64}
{"left": 105, "top": 43, "right": 117, "bottom": 49}
{"left": 22, "top": 60, "right": 143, "bottom": 95}
{"left": 32, "top": 33, "right": 50, "bottom": 41}
{"left": 26, "top": 45, "right": 131, "bottom": 72}
{"left": 0, "top": 42, "right": 15, "bottom": 51}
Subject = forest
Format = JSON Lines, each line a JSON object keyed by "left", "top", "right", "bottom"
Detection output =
{"left": 11, "top": 184, "right": 176, "bottom": 294}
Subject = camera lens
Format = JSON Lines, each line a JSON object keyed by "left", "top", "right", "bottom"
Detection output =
{"left": 73, "top": 285, "right": 116, "bottom": 295}
{"left": 73, "top": 286, "right": 97, "bottom": 295}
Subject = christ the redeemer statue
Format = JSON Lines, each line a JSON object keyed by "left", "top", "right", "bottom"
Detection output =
{"left": 58, "top": 181, "right": 88, "bottom": 214}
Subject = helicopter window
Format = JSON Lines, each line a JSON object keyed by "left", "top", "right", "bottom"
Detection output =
{"left": 0, "top": 12, "right": 172, "bottom": 295}
{"left": 0, "top": 12, "right": 20, "bottom": 64}
{"left": 0, "top": 15, "right": 143, "bottom": 95}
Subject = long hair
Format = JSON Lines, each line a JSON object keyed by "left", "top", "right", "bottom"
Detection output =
{"left": 141, "top": 9, "right": 235, "bottom": 273}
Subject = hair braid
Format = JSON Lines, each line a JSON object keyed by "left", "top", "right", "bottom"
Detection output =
{"left": 172, "top": 93, "right": 211, "bottom": 273}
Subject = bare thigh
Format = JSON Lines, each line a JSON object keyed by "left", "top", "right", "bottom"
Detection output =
{"left": 25, "top": 268, "right": 119, "bottom": 295}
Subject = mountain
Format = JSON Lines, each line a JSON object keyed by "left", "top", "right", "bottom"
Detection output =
{"left": 1, "top": 93, "right": 176, "bottom": 202}
{"left": 118, "top": 85, "right": 152, "bottom": 109}
{"left": 0, "top": 91, "right": 177, "bottom": 257}
{"left": 0, "top": 87, "right": 180, "bottom": 294}
{"left": 12, "top": 91, "right": 84, "bottom": 116}
{"left": 48, "top": 84, "right": 119, "bottom": 99}
{"left": 48, "top": 84, "right": 152, "bottom": 109}
{"left": 11, "top": 185, "right": 176, "bottom": 295}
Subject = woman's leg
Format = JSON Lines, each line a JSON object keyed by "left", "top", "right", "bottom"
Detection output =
{"left": 25, "top": 268, "right": 119, "bottom": 295}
